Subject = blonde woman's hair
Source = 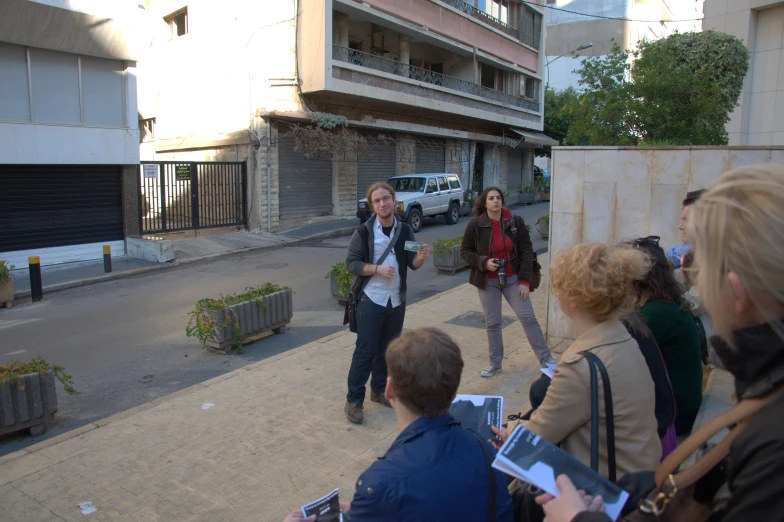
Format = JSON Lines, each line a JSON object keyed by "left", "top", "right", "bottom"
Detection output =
{"left": 550, "top": 243, "right": 650, "bottom": 322}
{"left": 686, "top": 164, "right": 784, "bottom": 341}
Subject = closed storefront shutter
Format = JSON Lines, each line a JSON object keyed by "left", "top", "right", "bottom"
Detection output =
{"left": 357, "top": 139, "right": 396, "bottom": 201}
{"left": 507, "top": 149, "right": 523, "bottom": 195}
{"left": 278, "top": 136, "right": 333, "bottom": 220}
{"left": 0, "top": 165, "right": 123, "bottom": 253}
{"left": 415, "top": 139, "right": 445, "bottom": 173}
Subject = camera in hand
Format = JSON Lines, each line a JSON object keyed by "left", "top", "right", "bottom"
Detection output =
{"left": 496, "top": 258, "right": 508, "bottom": 286}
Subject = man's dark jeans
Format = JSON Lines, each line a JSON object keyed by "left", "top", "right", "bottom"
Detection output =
{"left": 346, "top": 295, "right": 406, "bottom": 404}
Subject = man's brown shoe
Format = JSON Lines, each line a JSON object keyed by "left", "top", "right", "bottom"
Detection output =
{"left": 370, "top": 391, "right": 392, "bottom": 408}
{"left": 344, "top": 401, "right": 363, "bottom": 424}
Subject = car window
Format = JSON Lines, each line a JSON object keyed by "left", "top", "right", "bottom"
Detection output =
{"left": 390, "top": 177, "right": 425, "bottom": 192}
{"left": 447, "top": 176, "right": 460, "bottom": 189}
{"left": 426, "top": 178, "right": 438, "bottom": 194}
{"left": 438, "top": 176, "right": 449, "bottom": 191}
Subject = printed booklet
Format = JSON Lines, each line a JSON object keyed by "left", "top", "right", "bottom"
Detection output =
{"left": 301, "top": 488, "right": 342, "bottom": 521}
{"left": 450, "top": 394, "right": 504, "bottom": 440}
{"left": 492, "top": 425, "right": 629, "bottom": 521}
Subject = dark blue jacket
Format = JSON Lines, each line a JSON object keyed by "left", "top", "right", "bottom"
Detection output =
{"left": 343, "top": 415, "right": 514, "bottom": 522}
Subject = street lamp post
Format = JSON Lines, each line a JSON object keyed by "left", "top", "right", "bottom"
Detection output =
{"left": 545, "top": 42, "right": 593, "bottom": 90}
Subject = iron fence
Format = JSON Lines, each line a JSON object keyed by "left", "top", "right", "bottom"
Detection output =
{"left": 333, "top": 46, "right": 540, "bottom": 113}
{"left": 438, "top": 0, "right": 518, "bottom": 39}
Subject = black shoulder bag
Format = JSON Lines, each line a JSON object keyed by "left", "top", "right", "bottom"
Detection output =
{"left": 511, "top": 351, "right": 616, "bottom": 522}
{"left": 343, "top": 222, "right": 402, "bottom": 333}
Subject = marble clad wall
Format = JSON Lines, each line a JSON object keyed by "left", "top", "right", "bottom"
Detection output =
{"left": 544, "top": 146, "right": 784, "bottom": 351}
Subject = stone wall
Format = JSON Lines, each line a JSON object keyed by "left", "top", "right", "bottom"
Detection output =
{"left": 121, "top": 165, "right": 140, "bottom": 237}
{"left": 337, "top": 152, "right": 358, "bottom": 217}
{"left": 545, "top": 146, "right": 784, "bottom": 352}
{"left": 398, "top": 134, "right": 417, "bottom": 176}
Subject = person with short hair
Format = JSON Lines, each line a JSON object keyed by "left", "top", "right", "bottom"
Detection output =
{"left": 284, "top": 327, "right": 514, "bottom": 522}
{"left": 666, "top": 189, "right": 706, "bottom": 268}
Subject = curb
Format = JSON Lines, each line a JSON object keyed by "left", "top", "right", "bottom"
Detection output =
{"left": 11, "top": 226, "right": 359, "bottom": 301}
{"left": 0, "top": 278, "right": 469, "bottom": 466}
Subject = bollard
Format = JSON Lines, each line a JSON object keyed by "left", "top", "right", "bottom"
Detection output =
{"left": 103, "top": 245, "right": 112, "bottom": 273}
{"left": 28, "top": 256, "right": 42, "bottom": 303}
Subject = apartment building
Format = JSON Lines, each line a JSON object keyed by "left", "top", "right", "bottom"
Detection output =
{"left": 704, "top": 0, "right": 784, "bottom": 146}
{"left": 0, "top": 0, "right": 161, "bottom": 269}
{"left": 137, "top": 0, "right": 553, "bottom": 234}
{"left": 544, "top": 0, "right": 704, "bottom": 90}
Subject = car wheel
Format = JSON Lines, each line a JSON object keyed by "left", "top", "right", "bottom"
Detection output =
{"left": 445, "top": 202, "right": 460, "bottom": 225}
{"left": 407, "top": 207, "right": 422, "bottom": 233}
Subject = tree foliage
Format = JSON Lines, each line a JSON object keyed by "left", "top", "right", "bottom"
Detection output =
{"left": 546, "top": 31, "right": 749, "bottom": 147}
{"left": 538, "top": 87, "right": 581, "bottom": 156}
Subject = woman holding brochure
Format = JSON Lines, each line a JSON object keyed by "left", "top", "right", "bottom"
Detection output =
{"left": 535, "top": 165, "right": 784, "bottom": 522}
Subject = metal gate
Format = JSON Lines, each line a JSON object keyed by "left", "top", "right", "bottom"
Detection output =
{"left": 138, "top": 161, "right": 246, "bottom": 234}
{"left": 357, "top": 138, "right": 396, "bottom": 201}
{"left": 415, "top": 139, "right": 446, "bottom": 173}
{"left": 278, "top": 136, "right": 333, "bottom": 220}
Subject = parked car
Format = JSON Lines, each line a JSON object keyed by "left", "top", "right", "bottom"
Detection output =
{"left": 357, "top": 174, "right": 464, "bottom": 232}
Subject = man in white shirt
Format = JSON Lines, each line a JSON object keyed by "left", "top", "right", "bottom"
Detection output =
{"left": 344, "top": 182, "right": 430, "bottom": 424}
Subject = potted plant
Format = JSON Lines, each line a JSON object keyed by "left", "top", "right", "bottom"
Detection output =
{"left": 433, "top": 236, "right": 469, "bottom": 275}
{"left": 0, "top": 358, "right": 76, "bottom": 437}
{"left": 186, "top": 283, "right": 293, "bottom": 355}
{"left": 519, "top": 184, "right": 534, "bottom": 205}
{"left": 536, "top": 215, "right": 550, "bottom": 239}
{"left": 0, "top": 260, "right": 14, "bottom": 308}
{"left": 539, "top": 178, "right": 551, "bottom": 202}
{"left": 461, "top": 192, "right": 475, "bottom": 216}
{"left": 326, "top": 261, "right": 353, "bottom": 305}
{"left": 504, "top": 188, "right": 518, "bottom": 205}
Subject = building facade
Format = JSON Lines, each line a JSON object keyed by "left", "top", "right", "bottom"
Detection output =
{"left": 544, "top": 0, "right": 704, "bottom": 91}
{"left": 137, "top": 0, "right": 553, "bottom": 233}
{"left": 0, "top": 0, "right": 158, "bottom": 268}
{"left": 704, "top": 0, "right": 784, "bottom": 146}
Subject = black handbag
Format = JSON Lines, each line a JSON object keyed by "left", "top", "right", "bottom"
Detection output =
{"left": 511, "top": 351, "right": 615, "bottom": 522}
{"left": 343, "top": 222, "right": 401, "bottom": 333}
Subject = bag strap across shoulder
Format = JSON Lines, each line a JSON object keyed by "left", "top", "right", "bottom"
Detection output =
{"left": 655, "top": 385, "right": 784, "bottom": 488}
{"left": 584, "top": 351, "right": 617, "bottom": 482}
{"left": 354, "top": 219, "right": 402, "bottom": 299}
{"left": 473, "top": 431, "right": 497, "bottom": 522}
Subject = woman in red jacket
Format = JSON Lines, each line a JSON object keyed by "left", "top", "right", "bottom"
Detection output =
{"left": 461, "top": 187, "right": 556, "bottom": 377}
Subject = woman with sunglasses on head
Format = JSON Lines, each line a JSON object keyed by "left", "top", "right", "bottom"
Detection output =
{"left": 461, "top": 187, "right": 556, "bottom": 377}
{"left": 532, "top": 164, "right": 784, "bottom": 522}
{"left": 630, "top": 235, "right": 703, "bottom": 436}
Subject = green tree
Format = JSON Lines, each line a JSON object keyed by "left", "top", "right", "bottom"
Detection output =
{"left": 538, "top": 86, "right": 581, "bottom": 156}
{"left": 630, "top": 30, "right": 749, "bottom": 145}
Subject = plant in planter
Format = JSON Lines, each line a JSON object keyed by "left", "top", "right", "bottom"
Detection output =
{"left": 0, "top": 260, "right": 14, "bottom": 308}
{"left": 186, "top": 283, "right": 293, "bottom": 355}
{"left": 536, "top": 214, "right": 550, "bottom": 239}
{"left": 326, "top": 261, "right": 354, "bottom": 305}
{"left": 539, "top": 178, "right": 551, "bottom": 202}
{"left": 462, "top": 192, "right": 475, "bottom": 215}
{"left": 433, "top": 236, "right": 469, "bottom": 275}
{"left": 519, "top": 184, "right": 535, "bottom": 205}
{"left": 0, "top": 358, "right": 76, "bottom": 437}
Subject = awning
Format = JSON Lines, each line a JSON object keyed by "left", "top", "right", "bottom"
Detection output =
{"left": 508, "top": 128, "right": 560, "bottom": 147}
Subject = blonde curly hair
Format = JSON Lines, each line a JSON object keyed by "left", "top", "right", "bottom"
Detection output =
{"left": 551, "top": 243, "right": 650, "bottom": 322}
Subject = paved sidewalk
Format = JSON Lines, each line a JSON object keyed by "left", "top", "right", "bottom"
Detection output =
{"left": 0, "top": 262, "right": 553, "bottom": 521}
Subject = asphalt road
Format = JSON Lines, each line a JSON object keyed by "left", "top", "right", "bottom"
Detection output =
{"left": 0, "top": 202, "right": 550, "bottom": 455}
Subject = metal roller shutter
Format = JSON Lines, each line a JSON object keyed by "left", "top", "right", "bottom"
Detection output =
{"left": 0, "top": 165, "right": 123, "bottom": 253}
{"left": 507, "top": 149, "right": 523, "bottom": 195}
{"left": 415, "top": 139, "right": 445, "bottom": 173}
{"left": 357, "top": 140, "right": 396, "bottom": 201}
{"left": 278, "top": 136, "right": 333, "bottom": 220}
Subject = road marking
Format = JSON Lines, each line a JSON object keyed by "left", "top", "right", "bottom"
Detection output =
{"left": 6, "top": 349, "right": 26, "bottom": 356}
{"left": 0, "top": 318, "right": 42, "bottom": 331}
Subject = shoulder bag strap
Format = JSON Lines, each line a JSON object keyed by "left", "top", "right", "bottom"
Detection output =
{"left": 584, "top": 352, "right": 617, "bottom": 482}
{"left": 473, "top": 431, "right": 497, "bottom": 522}
{"left": 654, "top": 384, "right": 784, "bottom": 487}
{"left": 355, "top": 220, "right": 402, "bottom": 298}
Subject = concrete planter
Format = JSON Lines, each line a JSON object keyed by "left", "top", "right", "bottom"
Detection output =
{"left": 206, "top": 289, "right": 293, "bottom": 354}
{"left": 518, "top": 193, "right": 535, "bottom": 205}
{"left": 539, "top": 192, "right": 550, "bottom": 202}
{"left": 0, "top": 278, "right": 12, "bottom": 307}
{"left": 329, "top": 272, "right": 352, "bottom": 306}
{"left": 433, "top": 245, "right": 469, "bottom": 275}
{"left": 537, "top": 220, "right": 549, "bottom": 239}
{"left": 0, "top": 369, "right": 58, "bottom": 437}
{"left": 505, "top": 193, "right": 519, "bottom": 205}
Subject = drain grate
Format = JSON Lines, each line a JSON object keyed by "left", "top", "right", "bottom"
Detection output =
{"left": 445, "top": 311, "right": 515, "bottom": 330}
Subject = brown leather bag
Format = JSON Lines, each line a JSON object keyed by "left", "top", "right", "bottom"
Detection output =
{"left": 623, "top": 386, "right": 784, "bottom": 521}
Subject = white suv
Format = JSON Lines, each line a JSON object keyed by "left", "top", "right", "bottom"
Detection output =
{"left": 357, "top": 174, "right": 464, "bottom": 233}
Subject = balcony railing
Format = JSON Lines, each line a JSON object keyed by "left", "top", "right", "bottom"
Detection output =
{"left": 333, "top": 46, "right": 540, "bottom": 113}
{"left": 438, "top": 0, "right": 518, "bottom": 39}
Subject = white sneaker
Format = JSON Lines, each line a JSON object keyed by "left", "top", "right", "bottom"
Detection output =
{"left": 480, "top": 366, "right": 501, "bottom": 378}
